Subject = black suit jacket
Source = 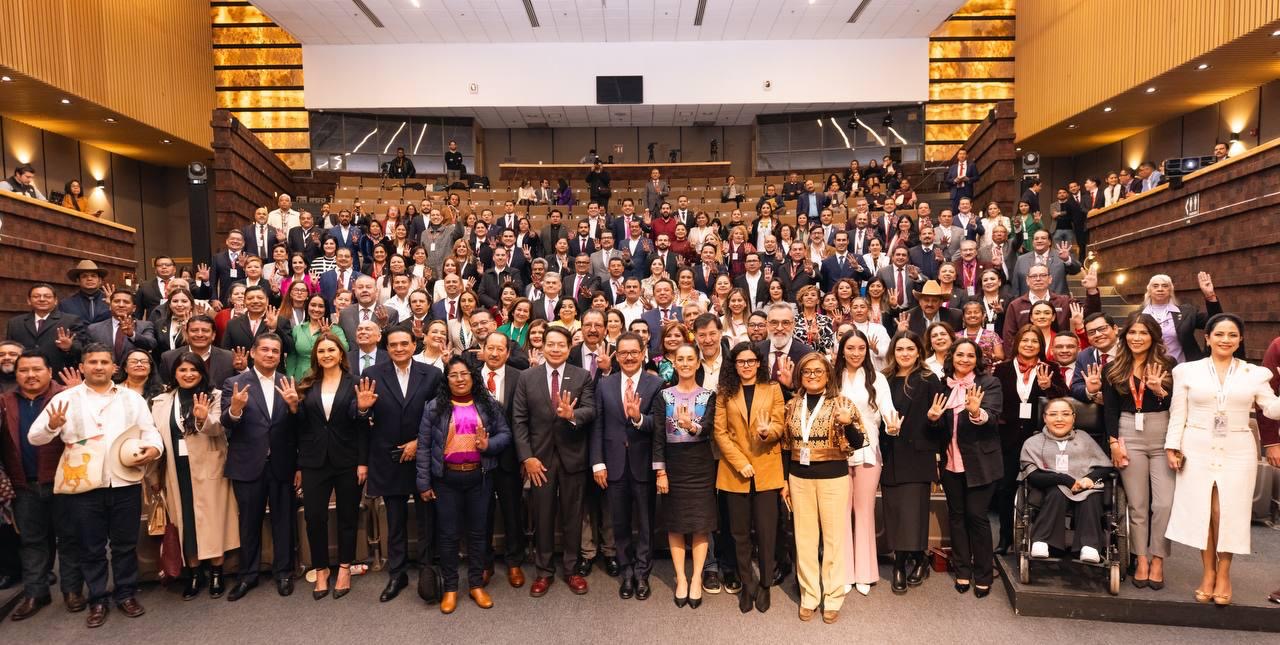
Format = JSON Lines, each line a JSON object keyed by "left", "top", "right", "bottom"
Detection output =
{"left": 938, "top": 374, "right": 1003, "bottom": 487}
{"left": 221, "top": 314, "right": 293, "bottom": 353}
{"left": 134, "top": 279, "right": 167, "bottom": 320}
{"left": 565, "top": 273, "right": 600, "bottom": 310}
{"left": 287, "top": 226, "right": 323, "bottom": 263}
{"left": 590, "top": 371, "right": 663, "bottom": 482}
{"left": 902, "top": 306, "right": 964, "bottom": 336}
{"left": 487, "top": 365, "right": 522, "bottom": 471}
{"left": 242, "top": 223, "right": 282, "bottom": 260}
{"left": 210, "top": 250, "right": 243, "bottom": 304}
{"left": 734, "top": 274, "right": 769, "bottom": 306}
{"left": 295, "top": 372, "right": 368, "bottom": 470}
{"left": 162, "top": 346, "right": 238, "bottom": 389}
{"left": 5, "top": 312, "right": 84, "bottom": 378}
{"left": 363, "top": 360, "right": 442, "bottom": 497}
{"left": 477, "top": 268, "right": 524, "bottom": 309}
{"left": 86, "top": 318, "right": 157, "bottom": 364}
{"left": 777, "top": 260, "right": 818, "bottom": 299}
{"left": 512, "top": 363, "right": 597, "bottom": 473}
{"left": 567, "top": 236, "right": 596, "bottom": 258}
{"left": 220, "top": 369, "right": 298, "bottom": 481}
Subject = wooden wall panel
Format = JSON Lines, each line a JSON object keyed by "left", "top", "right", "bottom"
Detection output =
{"left": 0, "top": 0, "right": 215, "bottom": 150}
{"left": 1014, "top": 0, "right": 1280, "bottom": 141}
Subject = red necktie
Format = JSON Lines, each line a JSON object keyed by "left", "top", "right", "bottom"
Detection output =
{"left": 771, "top": 350, "right": 783, "bottom": 381}
{"left": 113, "top": 323, "right": 126, "bottom": 361}
{"left": 487, "top": 370, "right": 497, "bottom": 396}
{"left": 550, "top": 368, "right": 561, "bottom": 405}
{"left": 1060, "top": 366, "right": 1071, "bottom": 380}
{"left": 448, "top": 300, "right": 457, "bottom": 320}
{"left": 896, "top": 269, "right": 905, "bottom": 305}
{"left": 1098, "top": 351, "right": 1109, "bottom": 368}
{"left": 362, "top": 309, "right": 371, "bottom": 321}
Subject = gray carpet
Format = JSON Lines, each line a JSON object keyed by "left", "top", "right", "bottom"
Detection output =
{"left": 4, "top": 556, "right": 1276, "bottom": 644}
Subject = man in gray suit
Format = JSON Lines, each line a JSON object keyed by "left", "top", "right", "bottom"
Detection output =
{"left": 876, "top": 246, "right": 919, "bottom": 310}
{"left": 86, "top": 289, "right": 156, "bottom": 368}
{"left": 512, "top": 326, "right": 597, "bottom": 595}
{"left": 338, "top": 276, "right": 400, "bottom": 343}
{"left": 935, "top": 209, "right": 967, "bottom": 261}
{"left": 642, "top": 168, "right": 669, "bottom": 215}
{"left": 589, "top": 230, "right": 624, "bottom": 281}
{"left": 1010, "top": 229, "right": 1081, "bottom": 297}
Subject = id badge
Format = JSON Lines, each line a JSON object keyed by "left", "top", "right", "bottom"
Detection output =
{"left": 1213, "top": 413, "right": 1228, "bottom": 438}
{"left": 229, "top": 268, "right": 239, "bottom": 278}
{"left": 178, "top": 438, "right": 189, "bottom": 457}
{"left": 1019, "top": 402, "right": 1032, "bottom": 420}
{"left": 967, "top": 286, "right": 976, "bottom": 297}
{"left": 798, "top": 446, "right": 812, "bottom": 466}
{"left": 430, "top": 242, "right": 437, "bottom": 253}
{"left": 1133, "top": 412, "right": 1144, "bottom": 432}
{"left": 985, "top": 323, "right": 995, "bottom": 332}
{"left": 1054, "top": 453, "right": 1069, "bottom": 472}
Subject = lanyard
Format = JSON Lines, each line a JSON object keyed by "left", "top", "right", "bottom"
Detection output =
{"left": 798, "top": 395, "right": 825, "bottom": 444}
{"left": 1207, "top": 359, "right": 1237, "bottom": 412}
{"left": 1129, "top": 372, "right": 1146, "bottom": 412}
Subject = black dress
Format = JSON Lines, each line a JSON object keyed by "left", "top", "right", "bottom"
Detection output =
{"left": 880, "top": 371, "right": 946, "bottom": 552}
{"left": 168, "top": 406, "right": 199, "bottom": 561}
{"left": 651, "top": 387, "right": 717, "bottom": 534}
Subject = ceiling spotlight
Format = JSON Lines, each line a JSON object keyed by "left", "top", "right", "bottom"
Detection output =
{"left": 1145, "top": 86, "right": 1156, "bottom": 93}
{"left": 847, "top": 115, "right": 859, "bottom": 130}
{"left": 1272, "top": 29, "right": 1280, "bottom": 36}
{"left": 882, "top": 113, "right": 894, "bottom": 127}
{"left": 160, "top": 139, "right": 172, "bottom": 144}
{"left": 1103, "top": 106, "right": 1113, "bottom": 112}
{"left": 60, "top": 98, "right": 71, "bottom": 104}
{"left": 1067, "top": 124, "right": 1078, "bottom": 129}
{"left": 1196, "top": 63, "right": 1209, "bottom": 70}
{"left": 0, "top": 76, "right": 11, "bottom": 82}
{"left": 1015, "top": 147, "right": 1022, "bottom": 152}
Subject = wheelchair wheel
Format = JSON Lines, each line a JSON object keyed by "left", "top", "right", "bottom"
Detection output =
{"left": 1019, "top": 552, "right": 1030, "bottom": 584}
{"left": 1113, "top": 484, "right": 1130, "bottom": 580}
{"left": 1108, "top": 562, "right": 1121, "bottom": 595}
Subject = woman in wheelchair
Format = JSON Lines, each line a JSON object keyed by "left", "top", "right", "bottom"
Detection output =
{"left": 1018, "top": 398, "right": 1115, "bottom": 563}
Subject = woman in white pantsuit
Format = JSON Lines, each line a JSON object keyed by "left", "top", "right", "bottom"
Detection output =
{"left": 1165, "top": 314, "right": 1280, "bottom": 606}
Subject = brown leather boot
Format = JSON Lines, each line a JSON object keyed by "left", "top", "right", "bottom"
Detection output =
{"left": 508, "top": 566, "right": 525, "bottom": 588}
{"left": 469, "top": 587, "right": 493, "bottom": 609}
{"left": 439, "top": 591, "right": 457, "bottom": 614}
{"left": 11, "top": 595, "right": 50, "bottom": 621}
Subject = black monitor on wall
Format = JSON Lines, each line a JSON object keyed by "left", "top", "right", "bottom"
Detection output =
{"left": 597, "top": 76, "right": 643, "bottom": 104}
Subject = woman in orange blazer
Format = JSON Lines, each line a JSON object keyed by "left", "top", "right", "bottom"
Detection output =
{"left": 714, "top": 341, "right": 786, "bottom": 614}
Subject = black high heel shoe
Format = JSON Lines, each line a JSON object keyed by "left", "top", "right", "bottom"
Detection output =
{"left": 208, "top": 566, "right": 225, "bottom": 598}
{"left": 974, "top": 585, "right": 990, "bottom": 598}
{"left": 313, "top": 569, "right": 330, "bottom": 601}
{"left": 333, "top": 564, "right": 352, "bottom": 600}
{"left": 182, "top": 568, "right": 203, "bottom": 601}
{"left": 954, "top": 579, "right": 971, "bottom": 594}
{"left": 673, "top": 593, "right": 688, "bottom": 608}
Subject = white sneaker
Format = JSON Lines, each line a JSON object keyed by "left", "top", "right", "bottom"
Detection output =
{"left": 854, "top": 583, "right": 871, "bottom": 596}
{"left": 1079, "top": 546, "right": 1101, "bottom": 563}
{"left": 1030, "top": 541, "right": 1050, "bottom": 559}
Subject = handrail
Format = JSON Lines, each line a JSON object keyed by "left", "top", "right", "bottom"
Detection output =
{"left": 0, "top": 190, "right": 137, "bottom": 233}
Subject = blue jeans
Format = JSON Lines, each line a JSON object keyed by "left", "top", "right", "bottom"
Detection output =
{"left": 68, "top": 485, "right": 143, "bottom": 604}
{"left": 435, "top": 468, "right": 490, "bottom": 591}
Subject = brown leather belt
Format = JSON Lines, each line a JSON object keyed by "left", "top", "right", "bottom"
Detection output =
{"left": 445, "top": 462, "right": 480, "bottom": 472}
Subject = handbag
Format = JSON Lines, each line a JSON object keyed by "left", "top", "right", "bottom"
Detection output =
{"left": 54, "top": 437, "right": 107, "bottom": 494}
{"left": 147, "top": 491, "right": 168, "bottom": 537}
{"left": 159, "top": 522, "right": 183, "bottom": 580}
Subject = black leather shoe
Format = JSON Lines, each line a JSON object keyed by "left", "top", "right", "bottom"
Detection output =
{"left": 64, "top": 591, "right": 87, "bottom": 613}
{"left": 954, "top": 580, "right": 971, "bottom": 594}
{"left": 673, "top": 592, "right": 687, "bottom": 608}
{"left": 276, "top": 576, "right": 294, "bottom": 597}
{"left": 227, "top": 579, "right": 257, "bottom": 602}
{"left": 604, "top": 557, "right": 621, "bottom": 577}
{"left": 182, "top": 570, "right": 204, "bottom": 601}
{"left": 618, "top": 577, "right": 635, "bottom": 599}
{"left": 754, "top": 585, "right": 771, "bottom": 613}
{"left": 974, "top": 585, "right": 991, "bottom": 598}
{"left": 573, "top": 558, "right": 592, "bottom": 577}
{"left": 723, "top": 571, "right": 743, "bottom": 594}
{"left": 891, "top": 558, "right": 908, "bottom": 595}
{"left": 381, "top": 573, "right": 408, "bottom": 602}
{"left": 771, "top": 563, "right": 791, "bottom": 587}
{"left": 208, "top": 567, "right": 225, "bottom": 598}
{"left": 701, "top": 570, "right": 722, "bottom": 594}
{"left": 907, "top": 555, "right": 930, "bottom": 587}
{"left": 738, "top": 587, "right": 754, "bottom": 613}
{"left": 635, "top": 577, "right": 651, "bottom": 600}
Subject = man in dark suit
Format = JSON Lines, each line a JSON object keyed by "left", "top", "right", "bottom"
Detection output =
{"left": 896, "top": 280, "right": 963, "bottom": 335}
{"left": 647, "top": 234, "right": 679, "bottom": 280}
{"left": 907, "top": 224, "right": 945, "bottom": 281}
{"left": 231, "top": 255, "right": 280, "bottom": 307}
{"left": 530, "top": 273, "right": 563, "bottom": 322}
{"left": 589, "top": 333, "right": 662, "bottom": 600}
{"left": 477, "top": 246, "right": 524, "bottom": 309}
{"left": 566, "top": 256, "right": 600, "bottom": 312}
{"left": 1076, "top": 177, "right": 1104, "bottom": 252}
{"left": 221, "top": 285, "right": 292, "bottom": 354}
{"left": 478, "top": 333, "right": 526, "bottom": 588}
{"left": 512, "top": 326, "right": 597, "bottom": 596}
{"left": 793, "top": 179, "right": 830, "bottom": 218}
{"left": 1011, "top": 230, "right": 1081, "bottom": 297}
{"left": 286, "top": 210, "right": 323, "bottom": 264}
{"left": 364, "top": 326, "right": 443, "bottom": 602}
{"left": 1071, "top": 312, "right": 1117, "bottom": 404}
{"left": 460, "top": 310, "right": 530, "bottom": 371}
{"left": 945, "top": 147, "right": 980, "bottom": 211}
{"left": 877, "top": 247, "right": 918, "bottom": 310}
{"left": 135, "top": 256, "right": 178, "bottom": 320}
{"left": 1020, "top": 179, "right": 1042, "bottom": 215}
{"left": 242, "top": 207, "right": 282, "bottom": 260}
{"left": 86, "top": 289, "right": 156, "bottom": 369}
{"left": 347, "top": 320, "right": 390, "bottom": 376}
{"left": 338, "top": 276, "right": 400, "bottom": 344}
{"left": 820, "top": 231, "right": 868, "bottom": 292}
{"left": 160, "top": 315, "right": 239, "bottom": 388}
{"left": 429, "top": 274, "right": 465, "bottom": 323}
{"left": 598, "top": 258, "right": 628, "bottom": 306}
{"left": 58, "top": 262, "right": 112, "bottom": 325}
{"left": 691, "top": 244, "right": 722, "bottom": 295}
{"left": 5, "top": 284, "right": 84, "bottom": 379}
{"left": 210, "top": 230, "right": 248, "bottom": 306}
{"left": 539, "top": 209, "right": 571, "bottom": 250}
{"left": 220, "top": 333, "right": 299, "bottom": 600}
{"left": 758, "top": 303, "right": 813, "bottom": 397}
{"left": 567, "top": 220, "right": 596, "bottom": 258}
{"left": 734, "top": 252, "right": 769, "bottom": 306}
{"left": 327, "top": 209, "right": 361, "bottom": 260}
{"left": 317, "top": 248, "right": 362, "bottom": 303}
{"left": 777, "top": 241, "right": 818, "bottom": 299}
{"left": 639, "top": 280, "right": 682, "bottom": 355}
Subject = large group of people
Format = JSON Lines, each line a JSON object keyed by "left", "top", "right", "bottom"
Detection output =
{"left": 2, "top": 155, "right": 1279, "bottom": 632}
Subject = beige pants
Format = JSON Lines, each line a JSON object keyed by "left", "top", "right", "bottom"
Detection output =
{"left": 790, "top": 474, "right": 850, "bottom": 611}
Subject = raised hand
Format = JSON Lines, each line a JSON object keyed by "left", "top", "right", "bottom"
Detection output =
{"left": 317, "top": 314, "right": 332, "bottom": 334}
{"left": 965, "top": 386, "right": 985, "bottom": 416}
{"left": 907, "top": 264, "right": 920, "bottom": 281}
{"left": 191, "top": 392, "right": 210, "bottom": 425}
{"left": 523, "top": 457, "right": 548, "bottom": 487}
{"left": 676, "top": 403, "right": 695, "bottom": 434}
{"left": 231, "top": 347, "right": 249, "bottom": 372}
{"left": 622, "top": 387, "right": 642, "bottom": 423}
{"left": 1197, "top": 271, "right": 1216, "bottom": 300}
{"left": 597, "top": 349, "right": 614, "bottom": 376}
{"left": 883, "top": 409, "right": 902, "bottom": 437}
{"left": 833, "top": 397, "right": 855, "bottom": 425}
{"left": 118, "top": 315, "right": 135, "bottom": 338}
{"left": 196, "top": 263, "right": 211, "bottom": 282}
{"left": 374, "top": 305, "right": 389, "bottom": 324}
{"left": 46, "top": 401, "right": 70, "bottom": 430}
{"left": 264, "top": 305, "right": 279, "bottom": 331}
{"left": 474, "top": 424, "right": 489, "bottom": 452}
{"left": 275, "top": 376, "right": 300, "bottom": 412}
{"left": 926, "top": 393, "right": 947, "bottom": 421}
{"left": 1069, "top": 301, "right": 1084, "bottom": 330}
{"left": 1057, "top": 240, "right": 1073, "bottom": 261}
{"left": 756, "top": 416, "right": 771, "bottom": 442}
{"left": 775, "top": 355, "right": 794, "bottom": 388}
{"left": 1081, "top": 266, "right": 1098, "bottom": 291}
{"left": 59, "top": 367, "right": 83, "bottom": 387}
{"left": 411, "top": 317, "right": 424, "bottom": 339}
{"left": 555, "top": 390, "right": 577, "bottom": 421}
{"left": 1145, "top": 362, "right": 1168, "bottom": 397}
{"left": 355, "top": 377, "right": 378, "bottom": 411}
{"left": 102, "top": 283, "right": 116, "bottom": 299}
{"left": 1085, "top": 363, "right": 1103, "bottom": 394}
{"left": 54, "top": 326, "right": 74, "bottom": 352}
{"left": 1036, "top": 363, "right": 1053, "bottom": 390}
{"left": 229, "top": 382, "right": 250, "bottom": 416}
{"left": 896, "top": 310, "right": 911, "bottom": 328}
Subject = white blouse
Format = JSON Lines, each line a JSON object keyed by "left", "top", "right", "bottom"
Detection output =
{"left": 840, "top": 368, "right": 897, "bottom": 467}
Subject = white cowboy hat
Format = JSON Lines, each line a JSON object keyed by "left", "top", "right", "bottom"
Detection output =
{"left": 108, "top": 425, "right": 151, "bottom": 483}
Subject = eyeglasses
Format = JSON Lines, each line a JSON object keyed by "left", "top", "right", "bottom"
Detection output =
{"left": 735, "top": 359, "right": 760, "bottom": 366}
{"left": 1085, "top": 326, "right": 1112, "bottom": 336}
{"left": 126, "top": 358, "right": 150, "bottom": 366}
{"left": 766, "top": 320, "right": 793, "bottom": 329}
{"left": 800, "top": 369, "right": 826, "bottom": 377}
{"left": 616, "top": 350, "right": 642, "bottom": 358}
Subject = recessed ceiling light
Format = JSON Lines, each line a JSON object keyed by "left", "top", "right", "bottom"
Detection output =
{"left": 1196, "top": 63, "right": 1210, "bottom": 70}
{"left": 104, "top": 117, "right": 116, "bottom": 123}
{"left": 1103, "top": 106, "right": 1113, "bottom": 112}
{"left": 0, "top": 76, "right": 11, "bottom": 82}
{"left": 1145, "top": 86, "right": 1156, "bottom": 93}
{"left": 1067, "top": 124, "right": 1077, "bottom": 129}
{"left": 1272, "top": 29, "right": 1280, "bottom": 36}
{"left": 160, "top": 139, "right": 172, "bottom": 144}
{"left": 60, "top": 98, "right": 71, "bottom": 104}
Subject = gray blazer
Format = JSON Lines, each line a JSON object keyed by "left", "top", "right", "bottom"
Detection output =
{"left": 1010, "top": 251, "right": 1081, "bottom": 297}
{"left": 87, "top": 318, "right": 157, "bottom": 356}
{"left": 876, "top": 264, "right": 918, "bottom": 309}
{"left": 590, "top": 248, "right": 624, "bottom": 281}
{"left": 643, "top": 180, "right": 670, "bottom": 215}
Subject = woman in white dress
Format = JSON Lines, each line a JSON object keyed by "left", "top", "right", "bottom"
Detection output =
{"left": 1164, "top": 314, "right": 1280, "bottom": 606}
{"left": 847, "top": 298, "right": 891, "bottom": 372}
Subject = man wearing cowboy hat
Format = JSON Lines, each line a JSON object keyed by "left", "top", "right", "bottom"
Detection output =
{"left": 28, "top": 343, "right": 162, "bottom": 628}
{"left": 897, "top": 280, "right": 963, "bottom": 336}
{"left": 58, "top": 260, "right": 113, "bottom": 325}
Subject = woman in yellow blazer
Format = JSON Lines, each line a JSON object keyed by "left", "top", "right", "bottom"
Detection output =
{"left": 715, "top": 341, "right": 786, "bottom": 614}
{"left": 147, "top": 352, "right": 240, "bottom": 601}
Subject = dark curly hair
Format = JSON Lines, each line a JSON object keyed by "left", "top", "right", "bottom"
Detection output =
{"left": 717, "top": 341, "right": 770, "bottom": 401}
{"left": 432, "top": 356, "right": 503, "bottom": 423}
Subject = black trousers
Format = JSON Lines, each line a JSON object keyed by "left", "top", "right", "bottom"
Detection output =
{"left": 940, "top": 470, "right": 996, "bottom": 587}
{"left": 435, "top": 469, "right": 490, "bottom": 591}
{"left": 13, "top": 482, "right": 84, "bottom": 599}
{"left": 67, "top": 485, "right": 142, "bottom": 605}
{"left": 724, "top": 484, "right": 779, "bottom": 597}
{"left": 231, "top": 466, "right": 295, "bottom": 581}
{"left": 486, "top": 466, "right": 525, "bottom": 568}
{"left": 704, "top": 487, "right": 739, "bottom": 575}
{"left": 606, "top": 464, "right": 654, "bottom": 580}
{"left": 384, "top": 494, "right": 434, "bottom": 579}
{"left": 301, "top": 466, "right": 361, "bottom": 570}
{"left": 994, "top": 449, "right": 1020, "bottom": 548}
{"left": 528, "top": 462, "right": 586, "bottom": 578}
{"left": 581, "top": 470, "right": 615, "bottom": 560}
{"left": 1032, "top": 487, "right": 1105, "bottom": 551}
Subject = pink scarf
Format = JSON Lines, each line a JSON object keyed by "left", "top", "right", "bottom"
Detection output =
{"left": 944, "top": 372, "right": 975, "bottom": 473}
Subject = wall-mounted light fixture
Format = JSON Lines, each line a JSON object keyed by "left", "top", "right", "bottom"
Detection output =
{"left": 95, "top": 179, "right": 106, "bottom": 189}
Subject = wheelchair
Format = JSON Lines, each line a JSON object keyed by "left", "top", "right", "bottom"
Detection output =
{"left": 1013, "top": 397, "right": 1130, "bottom": 595}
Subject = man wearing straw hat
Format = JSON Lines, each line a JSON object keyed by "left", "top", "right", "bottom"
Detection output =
{"left": 58, "top": 260, "right": 113, "bottom": 325}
